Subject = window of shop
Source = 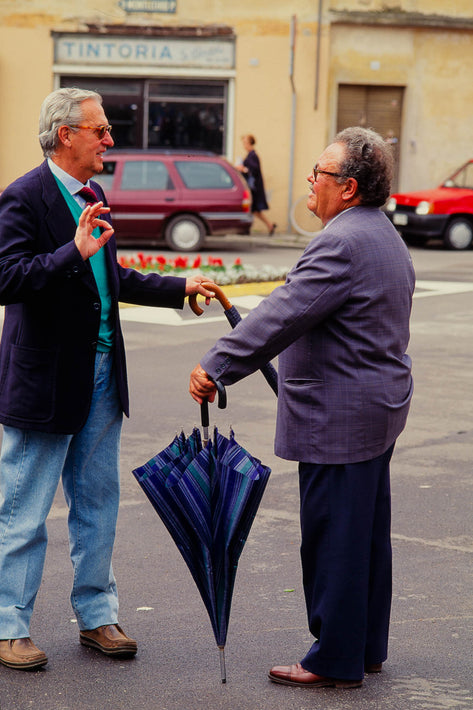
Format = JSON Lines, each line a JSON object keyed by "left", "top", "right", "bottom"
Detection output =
{"left": 60, "top": 76, "right": 227, "bottom": 154}
{"left": 148, "top": 80, "right": 225, "bottom": 152}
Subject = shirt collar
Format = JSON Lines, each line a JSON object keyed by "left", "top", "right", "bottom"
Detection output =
{"left": 47, "top": 158, "right": 89, "bottom": 196}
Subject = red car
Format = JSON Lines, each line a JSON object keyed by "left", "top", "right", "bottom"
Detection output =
{"left": 93, "top": 150, "right": 253, "bottom": 251}
{"left": 385, "top": 160, "right": 473, "bottom": 250}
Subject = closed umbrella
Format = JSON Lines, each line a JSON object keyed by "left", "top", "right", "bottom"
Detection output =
{"left": 132, "top": 389, "right": 271, "bottom": 682}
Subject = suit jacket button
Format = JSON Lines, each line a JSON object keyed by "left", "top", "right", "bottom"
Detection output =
{"left": 72, "top": 265, "right": 80, "bottom": 274}
{"left": 93, "top": 302, "right": 101, "bottom": 311}
{"left": 91, "top": 341, "right": 97, "bottom": 349}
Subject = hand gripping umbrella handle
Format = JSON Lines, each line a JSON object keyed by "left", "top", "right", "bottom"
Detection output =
{"left": 200, "top": 380, "right": 227, "bottom": 443}
{"left": 189, "top": 282, "right": 278, "bottom": 397}
{"left": 189, "top": 282, "right": 231, "bottom": 315}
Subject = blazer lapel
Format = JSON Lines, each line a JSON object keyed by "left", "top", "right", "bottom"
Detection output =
{"left": 39, "top": 161, "right": 98, "bottom": 294}
{"left": 39, "top": 161, "right": 78, "bottom": 248}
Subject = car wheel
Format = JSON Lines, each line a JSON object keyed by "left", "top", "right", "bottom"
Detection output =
{"left": 443, "top": 218, "right": 473, "bottom": 250}
{"left": 165, "top": 214, "right": 205, "bottom": 251}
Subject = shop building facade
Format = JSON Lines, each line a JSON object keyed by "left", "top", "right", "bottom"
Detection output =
{"left": 1, "top": 0, "right": 472, "bottom": 233}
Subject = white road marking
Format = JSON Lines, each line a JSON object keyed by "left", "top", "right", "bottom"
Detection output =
{"left": 119, "top": 281, "right": 473, "bottom": 326}
{"left": 413, "top": 280, "right": 473, "bottom": 298}
{"left": 120, "top": 295, "right": 264, "bottom": 326}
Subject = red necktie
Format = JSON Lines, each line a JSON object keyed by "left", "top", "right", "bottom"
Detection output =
{"left": 78, "top": 186, "right": 98, "bottom": 204}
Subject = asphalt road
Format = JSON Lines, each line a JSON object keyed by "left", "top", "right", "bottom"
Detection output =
{"left": 0, "top": 237, "right": 472, "bottom": 710}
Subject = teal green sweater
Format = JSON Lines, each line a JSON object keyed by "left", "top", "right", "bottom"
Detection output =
{"left": 54, "top": 178, "right": 114, "bottom": 351}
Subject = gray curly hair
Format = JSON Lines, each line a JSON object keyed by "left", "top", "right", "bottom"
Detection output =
{"left": 334, "top": 127, "right": 394, "bottom": 206}
{"left": 38, "top": 87, "right": 103, "bottom": 158}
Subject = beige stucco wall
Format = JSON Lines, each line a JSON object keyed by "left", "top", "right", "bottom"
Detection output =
{"left": 329, "top": 0, "right": 473, "bottom": 16}
{"left": 1, "top": 0, "right": 472, "bottom": 228}
{"left": 0, "top": 3, "right": 326, "bottom": 232}
{"left": 0, "top": 26, "right": 53, "bottom": 185}
{"left": 234, "top": 22, "right": 330, "bottom": 225}
{"left": 329, "top": 22, "right": 473, "bottom": 191}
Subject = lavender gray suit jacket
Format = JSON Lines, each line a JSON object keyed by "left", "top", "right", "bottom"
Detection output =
{"left": 201, "top": 206, "right": 415, "bottom": 464}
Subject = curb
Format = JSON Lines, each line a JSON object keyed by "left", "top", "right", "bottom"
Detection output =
{"left": 206, "top": 280, "right": 285, "bottom": 299}
{"left": 119, "top": 280, "right": 285, "bottom": 309}
{"left": 226, "top": 233, "right": 312, "bottom": 249}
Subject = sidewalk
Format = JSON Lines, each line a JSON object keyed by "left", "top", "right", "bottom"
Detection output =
{"left": 224, "top": 230, "right": 313, "bottom": 250}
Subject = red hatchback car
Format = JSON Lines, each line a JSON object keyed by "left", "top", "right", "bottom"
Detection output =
{"left": 385, "top": 159, "right": 473, "bottom": 250}
{"left": 93, "top": 150, "right": 253, "bottom": 251}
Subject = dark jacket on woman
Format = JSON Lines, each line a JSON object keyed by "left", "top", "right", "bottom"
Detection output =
{"left": 243, "top": 149, "right": 269, "bottom": 212}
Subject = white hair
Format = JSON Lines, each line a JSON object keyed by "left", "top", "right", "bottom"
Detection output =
{"left": 38, "top": 87, "right": 102, "bottom": 158}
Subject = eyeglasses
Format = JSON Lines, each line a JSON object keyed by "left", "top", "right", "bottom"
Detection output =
{"left": 313, "top": 166, "right": 344, "bottom": 182}
{"left": 70, "top": 124, "right": 113, "bottom": 139}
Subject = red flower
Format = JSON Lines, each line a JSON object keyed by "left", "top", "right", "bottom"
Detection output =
{"left": 192, "top": 255, "right": 202, "bottom": 269}
{"left": 137, "top": 252, "right": 147, "bottom": 268}
{"left": 174, "top": 256, "right": 188, "bottom": 268}
{"left": 156, "top": 255, "right": 167, "bottom": 265}
{"left": 234, "top": 258, "right": 242, "bottom": 266}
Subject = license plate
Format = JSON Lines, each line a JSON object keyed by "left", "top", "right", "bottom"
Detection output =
{"left": 393, "top": 213, "right": 408, "bottom": 226}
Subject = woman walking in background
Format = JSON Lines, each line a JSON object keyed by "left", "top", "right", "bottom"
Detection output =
{"left": 237, "top": 134, "right": 276, "bottom": 235}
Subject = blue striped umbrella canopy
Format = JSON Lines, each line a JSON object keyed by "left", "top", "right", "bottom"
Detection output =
{"left": 133, "top": 426, "right": 271, "bottom": 682}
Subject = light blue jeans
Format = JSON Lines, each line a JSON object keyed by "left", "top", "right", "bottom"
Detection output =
{"left": 0, "top": 352, "right": 123, "bottom": 638}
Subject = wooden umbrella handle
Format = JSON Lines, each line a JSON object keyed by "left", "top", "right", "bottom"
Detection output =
{"left": 188, "top": 281, "right": 232, "bottom": 315}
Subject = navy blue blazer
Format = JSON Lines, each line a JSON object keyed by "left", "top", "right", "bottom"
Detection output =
{"left": 201, "top": 207, "right": 415, "bottom": 464}
{"left": 0, "top": 161, "right": 186, "bottom": 433}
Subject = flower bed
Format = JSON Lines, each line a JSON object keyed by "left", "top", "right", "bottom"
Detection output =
{"left": 118, "top": 253, "right": 289, "bottom": 285}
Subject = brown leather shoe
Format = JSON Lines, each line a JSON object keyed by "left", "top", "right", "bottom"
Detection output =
{"left": 268, "top": 662, "right": 362, "bottom": 688}
{"left": 0, "top": 638, "right": 48, "bottom": 670}
{"left": 365, "top": 662, "right": 383, "bottom": 673}
{"left": 79, "top": 624, "right": 137, "bottom": 657}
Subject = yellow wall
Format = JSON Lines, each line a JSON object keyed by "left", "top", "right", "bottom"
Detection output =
{"left": 0, "top": 27, "right": 53, "bottom": 185}
{"left": 233, "top": 23, "right": 329, "bottom": 223}
{"left": 329, "top": 0, "right": 473, "bottom": 15}
{"left": 0, "top": 5, "right": 325, "bottom": 232}
{"left": 1, "top": 0, "right": 472, "bottom": 229}
{"left": 329, "top": 22, "right": 473, "bottom": 191}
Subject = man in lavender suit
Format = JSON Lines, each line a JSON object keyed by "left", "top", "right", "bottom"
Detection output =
{"left": 190, "top": 127, "right": 415, "bottom": 689}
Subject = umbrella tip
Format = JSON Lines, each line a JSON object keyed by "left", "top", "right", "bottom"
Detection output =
{"left": 219, "top": 645, "right": 226, "bottom": 683}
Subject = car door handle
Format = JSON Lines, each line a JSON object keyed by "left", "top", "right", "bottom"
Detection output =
{"left": 165, "top": 197, "right": 175, "bottom": 202}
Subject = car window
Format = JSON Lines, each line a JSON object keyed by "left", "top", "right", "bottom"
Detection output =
{"left": 444, "top": 162, "right": 473, "bottom": 190}
{"left": 94, "top": 161, "right": 116, "bottom": 191}
{"left": 120, "top": 160, "right": 174, "bottom": 190}
{"left": 175, "top": 161, "right": 234, "bottom": 189}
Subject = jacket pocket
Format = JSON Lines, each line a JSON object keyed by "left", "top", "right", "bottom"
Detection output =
{"left": 0, "top": 345, "right": 57, "bottom": 422}
{"left": 283, "top": 377, "right": 324, "bottom": 405}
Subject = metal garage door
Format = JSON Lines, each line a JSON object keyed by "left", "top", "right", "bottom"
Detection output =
{"left": 337, "top": 84, "right": 404, "bottom": 191}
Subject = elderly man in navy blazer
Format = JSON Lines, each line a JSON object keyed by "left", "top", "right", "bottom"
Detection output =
{"left": 0, "top": 88, "right": 213, "bottom": 671}
{"left": 190, "top": 127, "right": 415, "bottom": 689}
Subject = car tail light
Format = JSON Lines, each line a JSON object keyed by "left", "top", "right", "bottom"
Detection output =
{"left": 242, "top": 189, "right": 251, "bottom": 213}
